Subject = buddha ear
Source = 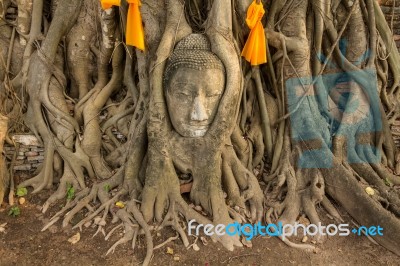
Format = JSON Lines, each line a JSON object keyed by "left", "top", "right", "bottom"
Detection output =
{"left": 205, "top": 0, "right": 242, "bottom": 142}
{"left": 149, "top": 0, "right": 192, "bottom": 136}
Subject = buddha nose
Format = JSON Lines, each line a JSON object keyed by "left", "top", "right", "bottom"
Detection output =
{"left": 191, "top": 96, "right": 208, "bottom": 122}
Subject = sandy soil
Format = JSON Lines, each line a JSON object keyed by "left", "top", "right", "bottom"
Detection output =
{"left": 0, "top": 176, "right": 399, "bottom": 266}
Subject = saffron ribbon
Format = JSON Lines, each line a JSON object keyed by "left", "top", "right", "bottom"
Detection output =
{"left": 241, "top": 0, "right": 267, "bottom": 66}
{"left": 100, "top": 0, "right": 145, "bottom": 51}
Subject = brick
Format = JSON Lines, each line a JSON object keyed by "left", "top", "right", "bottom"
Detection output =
{"left": 25, "top": 151, "right": 39, "bottom": 157}
{"left": 19, "top": 147, "right": 29, "bottom": 152}
{"left": 14, "top": 164, "right": 32, "bottom": 171}
{"left": 4, "top": 152, "right": 13, "bottom": 157}
{"left": 13, "top": 160, "right": 24, "bottom": 165}
{"left": 4, "top": 146, "right": 14, "bottom": 151}
{"left": 27, "top": 155, "right": 44, "bottom": 162}
{"left": 30, "top": 147, "right": 44, "bottom": 152}
{"left": 31, "top": 163, "right": 42, "bottom": 168}
{"left": 380, "top": 1, "right": 400, "bottom": 7}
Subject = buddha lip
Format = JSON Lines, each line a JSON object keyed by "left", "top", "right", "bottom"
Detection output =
{"left": 186, "top": 124, "right": 209, "bottom": 128}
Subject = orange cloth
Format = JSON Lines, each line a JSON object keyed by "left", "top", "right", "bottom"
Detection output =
{"left": 100, "top": 0, "right": 145, "bottom": 51}
{"left": 241, "top": 1, "right": 267, "bottom": 66}
{"left": 126, "top": 0, "right": 145, "bottom": 51}
{"left": 101, "top": 0, "right": 120, "bottom": 10}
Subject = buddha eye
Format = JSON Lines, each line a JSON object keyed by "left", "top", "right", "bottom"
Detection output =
{"left": 206, "top": 93, "right": 221, "bottom": 98}
{"left": 175, "top": 92, "right": 192, "bottom": 100}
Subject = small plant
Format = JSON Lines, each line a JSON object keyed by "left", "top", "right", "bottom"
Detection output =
{"left": 16, "top": 187, "right": 28, "bottom": 197}
{"left": 104, "top": 184, "right": 111, "bottom": 192}
{"left": 66, "top": 183, "right": 75, "bottom": 200}
{"left": 8, "top": 206, "right": 21, "bottom": 217}
{"left": 384, "top": 178, "right": 393, "bottom": 187}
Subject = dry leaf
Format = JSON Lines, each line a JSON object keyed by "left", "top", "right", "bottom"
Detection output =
{"left": 68, "top": 232, "right": 80, "bottom": 244}
{"left": 18, "top": 197, "right": 26, "bottom": 205}
{"left": 84, "top": 221, "right": 92, "bottom": 228}
{"left": 115, "top": 201, "right": 125, "bottom": 208}
{"left": 0, "top": 223, "right": 7, "bottom": 233}
{"left": 166, "top": 247, "right": 174, "bottom": 255}
{"left": 241, "top": 238, "right": 252, "bottom": 248}
{"left": 301, "top": 236, "right": 308, "bottom": 243}
{"left": 192, "top": 243, "right": 200, "bottom": 251}
{"left": 365, "top": 187, "right": 375, "bottom": 196}
{"left": 200, "top": 237, "right": 208, "bottom": 246}
{"left": 173, "top": 256, "right": 180, "bottom": 261}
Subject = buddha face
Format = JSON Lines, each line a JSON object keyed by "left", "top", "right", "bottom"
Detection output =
{"left": 166, "top": 68, "right": 225, "bottom": 137}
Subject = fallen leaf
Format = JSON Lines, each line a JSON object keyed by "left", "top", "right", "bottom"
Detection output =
{"left": 200, "top": 237, "right": 208, "bottom": 246}
{"left": 115, "top": 201, "right": 125, "bottom": 208}
{"left": 94, "top": 216, "right": 101, "bottom": 224}
{"left": 68, "top": 232, "right": 80, "bottom": 244}
{"left": 301, "top": 236, "right": 308, "bottom": 243}
{"left": 173, "top": 256, "right": 180, "bottom": 261}
{"left": 84, "top": 221, "right": 92, "bottom": 228}
{"left": 0, "top": 223, "right": 7, "bottom": 233}
{"left": 241, "top": 238, "right": 252, "bottom": 248}
{"left": 166, "top": 247, "right": 174, "bottom": 255}
{"left": 192, "top": 243, "right": 200, "bottom": 251}
{"left": 18, "top": 197, "right": 26, "bottom": 205}
{"left": 365, "top": 187, "right": 375, "bottom": 196}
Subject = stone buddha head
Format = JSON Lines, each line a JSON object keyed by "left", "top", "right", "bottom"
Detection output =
{"left": 164, "top": 34, "right": 225, "bottom": 137}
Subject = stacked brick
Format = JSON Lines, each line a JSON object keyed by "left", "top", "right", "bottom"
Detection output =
{"left": 5, "top": 132, "right": 126, "bottom": 172}
{"left": 380, "top": 1, "right": 400, "bottom": 49}
{"left": 4, "top": 135, "right": 44, "bottom": 171}
{"left": 393, "top": 120, "right": 400, "bottom": 147}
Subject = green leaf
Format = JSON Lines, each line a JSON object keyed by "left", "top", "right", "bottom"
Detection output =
{"left": 66, "top": 183, "right": 75, "bottom": 200}
{"left": 384, "top": 178, "right": 393, "bottom": 187}
{"left": 8, "top": 206, "right": 21, "bottom": 217}
{"left": 16, "top": 187, "right": 28, "bottom": 197}
{"left": 103, "top": 184, "right": 110, "bottom": 192}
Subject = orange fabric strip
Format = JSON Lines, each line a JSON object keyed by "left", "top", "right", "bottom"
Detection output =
{"left": 126, "top": 0, "right": 145, "bottom": 51}
{"left": 100, "top": 0, "right": 145, "bottom": 51}
{"left": 241, "top": 1, "right": 267, "bottom": 66}
{"left": 100, "top": 0, "right": 120, "bottom": 10}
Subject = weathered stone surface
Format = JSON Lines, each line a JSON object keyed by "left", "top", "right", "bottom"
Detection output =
{"left": 31, "top": 163, "right": 42, "bottom": 168}
{"left": 25, "top": 151, "right": 38, "bottom": 157}
{"left": 30, "top": 147, "right": 44, "bottom": 152}
{"left": 380, "top": 0, "right": 400, "bottom": 7}
{"left": 12, "top": 134, "right": 40, "bottom": 146}
{"left": 14, "top": 164, "right": 32, "bottom": 171}
{"left": 27, "top": 155, "right": 44, "bottom": 161}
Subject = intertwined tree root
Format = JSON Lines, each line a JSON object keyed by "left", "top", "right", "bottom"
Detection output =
{"left": 1, "top": 0, "right": 400, "bottom": 265}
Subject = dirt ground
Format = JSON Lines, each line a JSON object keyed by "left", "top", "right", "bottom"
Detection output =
{"left": 1, "top": 174, "right": 399, "bottom": 266}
